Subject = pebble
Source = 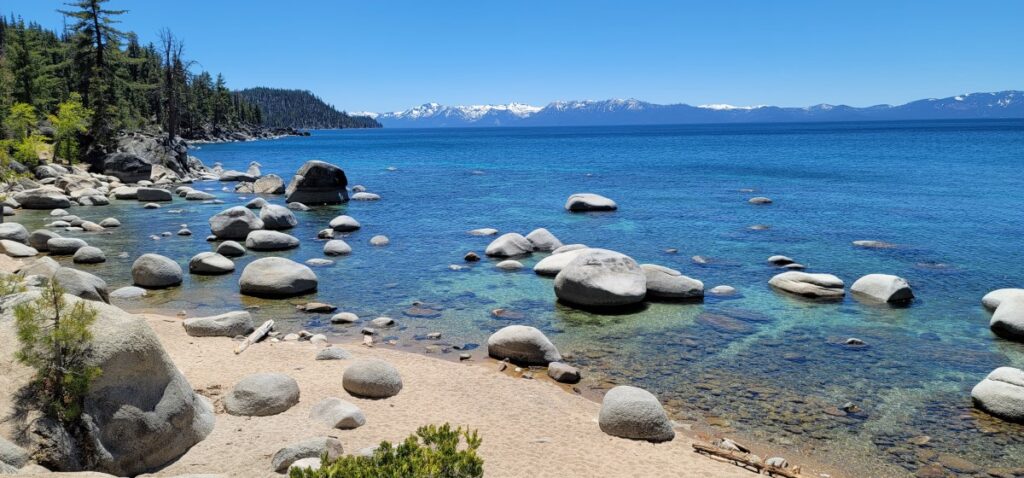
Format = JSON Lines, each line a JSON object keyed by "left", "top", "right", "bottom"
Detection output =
{"left": 459, "top": 353, "right": 471, "bottom": 361}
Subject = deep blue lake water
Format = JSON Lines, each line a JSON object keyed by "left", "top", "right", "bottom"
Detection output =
{"left": 11, "top": 121, "right": 1024, "bottom": 476}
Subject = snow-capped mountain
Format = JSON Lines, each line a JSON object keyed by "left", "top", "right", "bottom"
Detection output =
{"left": 368, "top": 91, "right": 1024, "bottom": 128}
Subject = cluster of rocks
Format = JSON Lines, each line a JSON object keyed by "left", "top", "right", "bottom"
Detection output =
{"left": 974, "top": 289, "right": 1024, "bottom": 423}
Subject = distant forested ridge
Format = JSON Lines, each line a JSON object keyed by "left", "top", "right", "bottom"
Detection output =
{"left": 236, "top": 88, "right": 380, "bottom": 129}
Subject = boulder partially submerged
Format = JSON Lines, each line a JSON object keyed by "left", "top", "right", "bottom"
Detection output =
{"left": 565, "top": 193, "right": 617, "bottom": 212}
{"left": 239, "top": 257, "right": 317, "bottom": 297}
{"left": 850, "top": 274, "right": 914, "bottom": 304}
{"left": 768, "top": 271, "right": 845, "bottom": 299}
{"left": 973, "top": 367, "right": 1024, "bottom": 423}
{"left": 554, "top": 249, "right": 647, "bottom": 308}
{"left": 285, "top": 160, "right": 349, "bottom": 205}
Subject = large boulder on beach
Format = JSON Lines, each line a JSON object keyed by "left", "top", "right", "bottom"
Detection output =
{"left": 0, "top": 239, "right": 37, "bottom": 257}
{"left": 0, "top": 292, "right": 214, "bottom": 475}
{"left": 131, "top": 253, "right": 183, "bottom": 289}
{"left": 990, "top": 297, "right": 1024, "bottom": 342}
{"left": 850, "top": 274, "right": 914, "bottom": 304}
{"left": 188, "top": 252, "right": 235, "bottom": 275}
{"left": 183, "top": 311, "right": 254, "bottom": 337}
{"left": 224, "top": 373, "right": 300, "bottom": 416}
{"left": 487, "top": 325, "right": 562, "bottom": 365}
{"left": 245, "top": 230, "right": 300, "bottom": 251}
{"left": 565, "top": 193, "right": 617, "bottom": 212}
{"left": 309, "top": 398, "right": 366, "bottom": 430}
{"left": 342, "top": 359, "right": 403, "bottom": 398}
{"left": 983, "top": 289, "right": 1024, "bottom": 312}
{"left": 485, "top": 233, "right": 533, "bottom": 257}
{"left": 0, "top": 223, "right": 29, "bottom": 243}
{"left": 13, "top": 186, "right": 71, "bottom": 209}
{"left": 239, "top": 257, "right": 317, "bottom": 297}
{"left": 271, "top": 437, "right": 344, "bottom": 473}
{"left": 47, "top": 237, "right": 87, "bottom": 256}
{"left": 972, "top": 367, "right": 1024, "bottom": 423}
{"left": 259, "top": 204, "right": 298, "bottom": 230}
{"left": 554, "top": 249, "right": 647, "bottom": 308}
{"left": 598, "top": 385, "right": 675, "bottom": 442}
{"left": 54, "top": 267, "right": 110, "bottom": 303}
{"left": 209, "top": 207, "right": 264, "bottom": 240}
{"left": 641, "top": 264, "right": 703, "bottom": 300}
{"left": 329, "top": 215, "right": 361, "bottom": 232}
{"left": 285, "top": 160, "right": 349, "bottom": 205}
{"left": 768, "top": 271, "right": 845, "bottom": 299}
{"left": 526, "top": 228, "right": 563, "bottom": 252}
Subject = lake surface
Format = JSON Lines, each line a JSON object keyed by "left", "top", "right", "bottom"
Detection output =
{"left": 12, "top": 121, "right": 1024, "bottom": 476}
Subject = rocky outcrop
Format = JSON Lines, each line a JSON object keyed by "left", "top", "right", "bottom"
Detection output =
{"left": 850, "top": 274, "right": 914, "bottom": 304}
{"left": 285, "top": 160, "right": 349, "bottom": 205}
{"left": 235, "top": 174, "right": 286, "bottom": 194}
{"left": 565, "top": 193, "right": 617, "bottom": 212}
{"left": 97, "top": 133, "right": 204, "bottom": 183}
{"left": 641, "top": 264, "right": 703, "bottom": 300}
{"left": 768, "top": 271, "right": 845, "bottom": 299}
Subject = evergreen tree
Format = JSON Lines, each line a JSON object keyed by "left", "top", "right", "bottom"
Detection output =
{"left": 48, "top": 92, "right": 92, "bottom": 162}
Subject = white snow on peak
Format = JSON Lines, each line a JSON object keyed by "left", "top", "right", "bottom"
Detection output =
{"left": 349, "top": 111, "right": 379, "bottom": 119}
{"left": 376, "top": 102, "right": 542, "bottom": 121}
{"left": 697, "top": 103, "right": 765, "bottom": 111}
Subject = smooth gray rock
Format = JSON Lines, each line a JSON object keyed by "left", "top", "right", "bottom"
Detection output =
{"left": 485, "top": 233, "right": 533, "bottom": 257}
{"left": 709, "top": 285, "right": 737, "bottom": 296}
{"left": 768, "top": 271, "right": 845, "bottom": 299}
{"left": 495, "top": 260, "right": 523, "bottom": 271}
{"left": 216, "top": 240, "right": 246, "bottom": 257}
{"left": 850, "top": 274, "right": 914, "bottom": 303}
{"left": 209, "top": 206, "right": 264, "bottom": 240}
{"left": 259, "top": 204, "right": 298, "bottom": 230}
{"left": 330, "top": 312, "right": 359, "bottom": 324}
{"left": 973, "top": 367, "right": 1024, "bottom": 423}
{"left": 0, "top": 223, "right": 29, "bottom": 243}
{"left": 110, "top": 186, "right": 138, "bottom": 199}
{"left": 641, "top": 264, "right": 703, "bottom": 300}
{"left": 991, "top": 297, "right": 1024, "bottom": 342}
{"left": 109, "top": 286, "right": 148, "bottom": 300}
{"left": 554, "top": 249, "right": 647, "bottom": 308}
{"left": 351, "top": 192, "right": 380, "bottom": 201}
{"left": 136, "top": 187, "right": 173, "bottom": 202}
{"left": 46, "top": 237, "right": 87, "bottom": 255}
{"left": 16, "top": 256, "right": 60, "bottom": 279}
{"left": 369, "top": 235, "right": 389, "bottom": 246}
{"left": 142, "top": 202, "right": 161, "bottom": 209}
{"left": 28, "top": 229, "right": 60, "bottom": 251}
{"left": 0, "top": 239, "right": 37, "bottom": 257}
{"left": 316, "top": 347, "right": 353, "bottom": 360}
{"left": 309, "top": 397, "right": 366, "bottom": 429}
{"left": 131, "top": 253, "right": 183, "bottom": 289}
{"left": 552, "top": 243, "right": 588, "bottom": 254}
{"left": 235, "top": 174, "right": 285, "bottom": 194}
{"left": 525, "top": 228, "right": 563, "bottom": 252}
{"left": 183, "top": 311, "right": 254, "bottom": 337}
{"left": 184, "top": 190, "right": 216, "bottom": 201}
{"left": 287, "top": 202, "right": 310, "bottom": 211}
{"left": 73, "top": 246, "right": 107, "bottom": 264}
{"left": 748, "top": 196, "right": 772, "bottom": 205}
{"left": 244, "top": 197, "right": 267, "bottom": 209}
{"left": 533, "top": 247, "right": 594, "bottom": 276}
{"left": 0, "top": 435, "right": 30, "bottom": 468}
{"left": 0, "top": 292, "right": 214, "bottom": 475}
{"left": 599, "top": 385, "right": 675, "bottom": 442}
{"left": 342, "top": 359, "right": 403, "bottom": 398}
{"left": 13, "top": 186, "right": 71, "bottom": 209}
{"left": 271, "top": 437, "right": 344, "bottom": 473}
{"left": 487, "top": 325, "right": 562, "bottom": 365}
{"left": 565, "top": 193, "right": 617, "bottom": 212}
{"left": 188, "top": 252, "right": 235, "bottom": 275}
{"left": 329, "top": 215, "right": 361, "bottom": 232}
{"left": 54, "top": 267, "right": 110, "bottom": 303}
{"left": 245, "top": 230, "right": 300, "bottom": 251}
{"left": 323, "top": 239, "right": 352, "bottom": 256}
{"left": 983, "top": 288, "right": 1024, "bottom": 312}
{"left": 547, "top": 362, "right": 582, "bottom": 383}
{"left": 767, "top": 255, "right": 795, "bottom": 265}
{"left": 239, "top": 257, "right": 317, "bottom": 297}
{"left": 468, "top": 228, "right": 498, "bottom": 236}
{"left": 285, "top": 160, "right": 349, "bottom": 205}
{"left": 224, "top": 373, "right": 300, "bottom": 416}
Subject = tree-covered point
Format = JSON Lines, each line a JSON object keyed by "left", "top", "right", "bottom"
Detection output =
{"left": 236, "top": 87, "right": 380, "bottom": 130}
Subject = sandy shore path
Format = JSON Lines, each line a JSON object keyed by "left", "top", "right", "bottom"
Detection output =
{"left": 141, "top": 314, "right": 753, "bottom": 478}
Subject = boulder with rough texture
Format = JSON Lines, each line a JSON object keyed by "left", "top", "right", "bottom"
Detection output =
{"left": 235, "top": 174, "right": 285, "bottom": 194}
{"left": 769, "top": 271, "right": 845, "bottom": 299}
{"left": 209, "top": 207, "right": 264, "bottom": 240}
{"left": 554, "top": 249, "right": 647, "bottom": 308}
{"left": 136, "top": 187, "right": 173, "bottom": 202}
{"left": 188, "top": 252, "right": 235, "bottom": 275}
{"left": 271, "top": 437, "right": 344, "bottom": 473}
{"left": 0, "top": 292, "right": 214, "bottom": 475}
{"left": 0, "top": 436, "right": 30, "bottom": 468}
{"left": 641, "top": 264, "right": 704, "bottom": 300}
{"left": 259, "top": 204, "right": 298, "bottom": 230}
{"left": 329, "top": 215, "right": 360, "bottom": 232}
{"left": 0, "top": 223, "right": 29, "bottom": 243}
{"left": 599, "top": 385, "right": 675, "bottom": 442}
{"left": 991, "top": 297, "right": 1024, "bottom": 342}
{"left": 183, "top": 311, "right": 254, "bottom": 337}
{"left": 547, "top": 362, "right": 582, "bottom": 383}
{"left": 131, "top": 253, "right": 183, "bottom": 288}
{"left": 342, "top": 359, "right": 403, "bottom": 398}
{"left": 239, "top": 257, "right": 317, "bottom": 297}
{"left": 73, "top": 246, "right": 106, "bottom": 264}
{"left": 184, "top": 190, "right": 216, "bottom": 201}
{"left": 13, "top": 186, "right": 71, "bottom": 209}
{"left": 224, "top": 373, "right": 300, "bottom": 416}
{"left": 309, "top": 397, "right": 366, "bottom": 429}
{"left": 323, "top": 239, "right": 352, "bottom": 256}
{"left": 53, "top": 267, "right": 110, "bottom": 303}
{"left": 565, "top": 193, "right": 617, "bottom": 212}
{"left": 983, "top": 289, "right": 1024, "bottom": 312}
{"left": 47, "top": 237, "right": 87, "bottom": 255}
{"left": 245, "top": 230, "right": 300, "bottom": 251}
{"left": 533, "top": 247, "right": 595, "bottom": 276}
{"left": 972, "top": 367, "right": 1024, "bottom": 423}
{"left": 525, "top": 228, "right": 563, "bottom": 252}
{"left": 285, "top": 160, "right": 349, "bottom": 205}
{"left": 316, "top": 347, "right": 353, "bottom": 360}
{"left": 0, "top": 239, "right": 37, "bottom": 257}
{"left": 485, "top": 233, "right": 533, "bottom": 257}
{"left": 487, "top": 325, "right": 562, "bottom": 365}
{"left": 850, "top": 274, "right": 914, "bottom": 303}
{"left": 28, "top": 229, "right": 60, "bottom": 251}
{"left": 16, "top": 256, "right": 60, "bottom": 279}
{"left": 216, "top": 240, "right": 246, "bottom": 257}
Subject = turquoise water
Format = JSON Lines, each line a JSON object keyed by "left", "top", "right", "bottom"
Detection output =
{"left": 10, "top": 121, "right": 1024, "bottom": 476}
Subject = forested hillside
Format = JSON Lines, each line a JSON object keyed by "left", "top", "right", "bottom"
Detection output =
{"left": 236, "top": 88, "right": 380, "bottom": 129}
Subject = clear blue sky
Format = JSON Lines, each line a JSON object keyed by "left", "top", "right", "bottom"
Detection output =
{"left": 7, "top": 0, "right": 1023, "bottom": 112}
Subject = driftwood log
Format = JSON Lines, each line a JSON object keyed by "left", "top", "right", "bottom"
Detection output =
{"left": 234, "top": 319, "right": 274, "bottom": 354}
{"left": 692, "top": 443, "right": 800, "bottom": 478}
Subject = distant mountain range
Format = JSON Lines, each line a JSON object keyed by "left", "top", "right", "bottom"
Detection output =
{"left": 237, "top": 88, "right": 380, "bottom": 129}
{"left": 359, "top": 91, "right": 1024, "bottom": 128}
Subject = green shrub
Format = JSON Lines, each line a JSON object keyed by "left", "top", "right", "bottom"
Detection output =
{"left": 0, "top": 273, "right": 24, "bottom": 296}
{"left": 289, "top": 424, "right": 484, "bottom": 478}
{"left": 14, "top": 280, "right": 102, "bottom": 423}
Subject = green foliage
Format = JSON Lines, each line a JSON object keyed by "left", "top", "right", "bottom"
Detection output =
{"left": 0, "top": 273, "right": 25, "bottom": 296}
{"left": 289, "top": 424, "right": 484, "bottom": 478}
{"left": 48, "top": 93, "right": 92, "bottom": 162}
{"left": 236, "top": 88, "right": 380, "bottom": 129}
{"left": 4, "top": 102, "right": 36, "bottom": 141}
{"left": 14, "top": 280, "right": 102, "bottom": 424}
{"left": 12, "top": 133, "right": 50, "bottom": 166}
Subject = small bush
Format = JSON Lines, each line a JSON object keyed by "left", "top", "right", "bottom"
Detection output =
{"left": 0, "top": 273, "right": 24, "bottom": 296}
{"left": 289, "top": 423, "right": 484, "bottom": 478}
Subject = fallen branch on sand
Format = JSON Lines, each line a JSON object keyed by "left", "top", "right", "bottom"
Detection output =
{"left": 692, "top": 443, "right": 800, "bottom": 477}
{"left": 234, "top": 319, "right": 273, "bottom": 354}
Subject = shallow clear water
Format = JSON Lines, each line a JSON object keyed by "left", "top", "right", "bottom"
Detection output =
{"left": 11, "top": 121, "right": 1024, "bottom": 476}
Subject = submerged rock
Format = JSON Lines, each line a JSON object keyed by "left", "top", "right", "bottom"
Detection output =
{"left": 131, "top": 253, "right": 183, "bottom": 289}
{"left": 565, "top": 193, "right": 617, "bottom": 212}
{"left": 487, "top": 325, "right": 561, "bottom": 365}
{"left": 973, "top": 367, "right": 1024, "bottom": 423}
{"left": 599, "top": 385, "right": 675, "bottom": 442}
{"left": 748, "top": 196, "right": 772, "bottom": 205}
{"left": 525, "top": 228, "right": 563, "bottom": 252}
{"left": 853, "top": 240, "right": 896, "bottom": 249}
{"left": 554, "top": 249, "right": 647, "bottom": 308}
{"left": 768, "top": 271, "right": 845, "bottom": 299}
{"left": 468, "top": 228, "right": 498, "bottom": 236}
{"left": 496, "top": 260, "right": 524, "bottom": 271}
{"left": 850, "top": 274, "right": 914, "bottom": 304}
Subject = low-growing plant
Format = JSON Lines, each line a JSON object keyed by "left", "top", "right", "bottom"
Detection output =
{"left": 0, "top": 273, "right": 25, "bottom": 296}
{"left": 14, "top": 280, "right": 102, "bottom": 423}
{"left": 289, "top": 423, "right": 484, "bottom": 478}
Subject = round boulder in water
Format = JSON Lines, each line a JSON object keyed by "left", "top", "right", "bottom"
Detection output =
{"left": 487, "top": 325, "right": 562, "bottom": 365}
{"left": 239, "top": 257, "right": 318, "bottom": 297}
{"left": 209, "top": 206, "right": 264, "bottom": 240}
{"left": 485, "top": 232, "right": 532, "bottom": 257}
{"left": 972, "top": 367, "right": 1024, "bottom": 423}
{"left": 259, "top": 204, "right": 298, "bottom": 230}
{"left": 245, "top": 230, "right": 300, "bottom": 251}
{"left": 983, "top": 288, "right": 1024, "bottom": 312}
{"left": 132, "top": 253, "right": 183, "bottom": 289}
{"left": 565, "top": 193, "right": 617, "bottom": 212}
{"left": 641, "top": 264, "right": 703, "bottom": 300}
{"left": 554, "top": 249, "right": 647, "bottom": 308}
{"left": 768, "top": 271, "right": 845, "bottom": 299}
{"left": 850, "top": 274, "right": 914, "bottom": 304}
{"left": 329, "top": 215, "right": 361, "bottom": 232}
{"left": 189, "top": 252, "right": 235, "bottom": 275}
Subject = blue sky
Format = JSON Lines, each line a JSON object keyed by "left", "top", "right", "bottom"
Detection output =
{"left": 7, "top": 1, "right": 1023, "bottom": 112}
